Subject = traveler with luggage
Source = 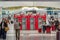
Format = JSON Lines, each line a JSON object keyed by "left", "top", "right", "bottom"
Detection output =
{"left": 46, "top": 19, "right": 51, "bottom": 33}
{"left": 42, "top": 20, "right": 46, "bottom": 33}
{"left": 1, "top": 18, "right": 9, "bottom": 40}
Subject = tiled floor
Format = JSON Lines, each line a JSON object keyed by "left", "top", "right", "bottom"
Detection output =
{"left": 0, "top": 34, "right": 56, "bottom": 40}
{"left": 0, "top": 22, "right": 57, "bottom": 40}
{"left": 20, "top": 33, "right": 56, "bottom": 40}
{"left": 2, "top": 0, "right": 60, "bottom": 1}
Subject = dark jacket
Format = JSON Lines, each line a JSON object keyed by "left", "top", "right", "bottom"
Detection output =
{"left": 1, "top": 21, "right": 8, "bottom": 29}
{"left": 55, "top": 20, "right": 59, "bottom": 26}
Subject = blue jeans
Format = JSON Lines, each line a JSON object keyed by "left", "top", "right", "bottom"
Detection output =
{"left": 43, "top": 26, "right": 46, "bottom": 33}
{"left": 1, "top": 29, "right": 7, "bottom": 40}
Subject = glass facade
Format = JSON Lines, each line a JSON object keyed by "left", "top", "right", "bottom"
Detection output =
{"left": 30, "top": 18, "right": 34, "bottom": 30}
{"left": 22, "top": 18, "right": 26, "bottom": 30}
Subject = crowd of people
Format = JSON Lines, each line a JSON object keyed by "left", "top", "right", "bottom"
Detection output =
{"left": 0, "top": 14, "right": 60, "bottom": 40}
{"left": 0, "top": 18, "right": 9, "bottom": 40}
{"left": 0, "top": 15, "right": 21, "bottom": 40}
{"left": 42, "top": 16, "right": 60, "bottom": 33}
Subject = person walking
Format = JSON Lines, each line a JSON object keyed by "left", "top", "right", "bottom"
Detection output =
{"left": 14, "top": 18, "right": 21, "bottom": 40}
{"left": 1, "top": 18, "right": 9, "bottom": 40}
{"left": 42, "top": 20, "right": 46, "bottom": 33}
{"left": 54, "top": 18, "right": 59, "bottom": 30}
{"left": 0, "top": 23, "right": 1, "bottom": 38}
{"left": 56, "top": 23, "right": 60, "bottom": 40}
{"left": 8, "top": 15, "right": 11, "bottom": 24}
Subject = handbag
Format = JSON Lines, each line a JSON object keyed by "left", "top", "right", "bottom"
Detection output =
{"left": 5, "top": 27, "right": 9, "bottom": 32}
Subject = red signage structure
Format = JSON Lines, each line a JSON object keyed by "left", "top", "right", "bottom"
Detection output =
{"left": 14, "top": 13, "right": 46, "bottom": 30}
{"left": 26, "top": 14, "right": 31, "bottom": 30}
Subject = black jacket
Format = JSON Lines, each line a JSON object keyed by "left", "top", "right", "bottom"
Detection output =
{"left": 55, "top": 20, "right": 59, "bottom": 26}
{"left": 1, "top": 21, "right": 8, "bottom": 29}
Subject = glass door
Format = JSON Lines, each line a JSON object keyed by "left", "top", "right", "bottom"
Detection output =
{"left": 22, "top": 18, "right": 26, "bottom": 30}
{"left": 30, "top": 18, "right": 34, "bottom": 30}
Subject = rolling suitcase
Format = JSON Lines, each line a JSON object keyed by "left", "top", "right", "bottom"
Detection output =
{"left": 56, "top": 31, "right": 60, "bottom": 40}
{"left": 51, "top": 25, "right": 55, "bottom": 31}
{"left": 46, "top": 26, "right": 51, "bottom": 33}
{"left": 38, "top": 28, "right": 42, "bottom": 33}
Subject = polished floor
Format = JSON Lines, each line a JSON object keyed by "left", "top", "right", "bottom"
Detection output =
{"left": 0, "top": 22, "right": 57, "bottom": 40}
{"left": 0, "top": 0, "right": 60, "bottom": 1}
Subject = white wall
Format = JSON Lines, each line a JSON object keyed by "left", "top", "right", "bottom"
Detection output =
{"left": 0, "top": 1, "right": 60, "bottom": 8}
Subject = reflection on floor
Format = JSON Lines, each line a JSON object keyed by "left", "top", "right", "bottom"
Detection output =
{"left": 20, "top": 30, "right": 56, "bottom": 40}
{"left": 2, "top": 0, "right": 60, "bottom": 1}
{"left": 0, "top": 23, "right": 57, "bottom": 40}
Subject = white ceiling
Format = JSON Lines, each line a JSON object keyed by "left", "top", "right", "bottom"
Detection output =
{"left": 0, "top": 1, "right": 60, "bottom": 8}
